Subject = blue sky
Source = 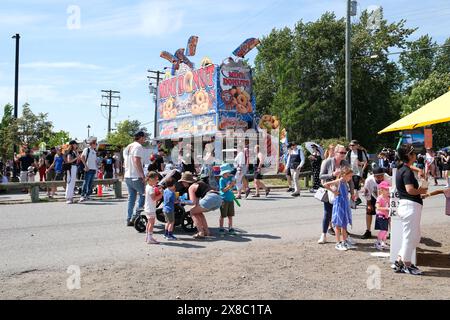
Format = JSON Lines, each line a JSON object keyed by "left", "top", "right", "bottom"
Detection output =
{"left": 0, "top": 0, "right": 449, "bottom": 141}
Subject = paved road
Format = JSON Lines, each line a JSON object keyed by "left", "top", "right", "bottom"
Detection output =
{"left": 0, "top": 184, "right": 448, "bottom": 274}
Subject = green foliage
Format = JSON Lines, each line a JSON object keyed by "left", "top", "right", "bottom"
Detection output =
{"left": 106, "top": 120, "right": 149, "bottom": 148}
{"left": 0, "top": 104, "right": 19, "bottom": 160}
{"left": 47, "top": 130, "right": 71, "bottom": 148}
{"left": 253, "top": 11, "right": 415, "bottom": 152}
{"left": 399, "top": 35, "right": 437, "bottom": 85}
{"left": 16, "top": 103, "right": 54, "bottom": 148}
{"left": 402, "top": 72, "right": 450, "bottom": 149}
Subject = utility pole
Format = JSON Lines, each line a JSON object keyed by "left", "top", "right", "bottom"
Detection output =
{"left": 147, "top": 70, "right": 163, "bottom": 139}
{"left": 101, "top": 90, "right": 120, "bottom": 135}
{"left": 10, "top": 34, "right": 20, "bottom": 182}
{"left": 345, "top": 1, "right": 357, "bottom": 141}
{"left": 12, "top": 34, "right": 20, "bottom": 153}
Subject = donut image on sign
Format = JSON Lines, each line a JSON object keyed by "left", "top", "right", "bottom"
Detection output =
{"left": 184, "top": 71, "right": 194, "bottom": 93}
{"left": 259, "top": 115, "right": 280, "bottom": 132}
{"left": 191, "top": 90, "right": 210, "bottom": 115}
{"left": 162, "top": 97, "right": 177, "bottom": 120}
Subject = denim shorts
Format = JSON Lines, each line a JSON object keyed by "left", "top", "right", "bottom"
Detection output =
{"left": 199, "top": 192, "right": 223, "bottom": 212}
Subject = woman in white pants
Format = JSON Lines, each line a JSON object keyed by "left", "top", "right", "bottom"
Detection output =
{"left": 393, "top": 144, "right": 428, "bottom": 275}
{"left": 65, "top": 141, "right": 80, "bottom": 204}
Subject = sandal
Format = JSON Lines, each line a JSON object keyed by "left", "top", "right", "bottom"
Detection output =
{"left": 193, "top": 233, "right": 205, "bottom": 239}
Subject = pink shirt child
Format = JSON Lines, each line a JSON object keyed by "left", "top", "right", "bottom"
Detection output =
{"left": 376, "top": 195, "right": 389, "bottom": 218}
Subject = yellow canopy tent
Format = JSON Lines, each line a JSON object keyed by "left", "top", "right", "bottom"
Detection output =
{"left": 378, "top": 90, "right": 450, "bottom": 134}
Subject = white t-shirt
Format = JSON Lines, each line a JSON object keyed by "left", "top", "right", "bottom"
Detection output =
{"left": 144, "top": 185, "right": 156, "bottom": 213}
{"left": 82, "top": 147, "right": 98, "bottom": 171}
{"left": 123, "top": 142, "right": 145, "bottom": 178}
{"left": 235, "top": 152, "right": 245, "bottom": 167}
{"left": 350, "top": 151, "right": 360, "bottom": 175}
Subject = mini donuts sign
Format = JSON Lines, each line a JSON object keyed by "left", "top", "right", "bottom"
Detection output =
{"left": 156, "top": 61, "right": 256, "bottom": 138}
{"left": 157, "top": 64, "right": 218, "bottom": 139}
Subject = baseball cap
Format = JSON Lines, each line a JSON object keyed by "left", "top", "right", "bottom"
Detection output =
{"left": 378, "top": 181, "right": 390, "bottom": 190}
{"left": 88, "top": 136, "right": 97, "bottom": 143}
{"left": 134, "top": 131, "right": 146, "bottom": 138}
{"left": 373, "top": 167, "right": 385, "bottom": 176}
{"left": 69, "top": 140, "right": 78, "bottom": 145}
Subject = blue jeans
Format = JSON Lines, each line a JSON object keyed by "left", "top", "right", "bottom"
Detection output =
{"left": 81, "top": 170, "right": 96, "bottom": 197}
{"left": 322, "top": 201, "right": 333, "bottom": 234}
{"left": 125, "top": 178, "right": 145, "bottom": 221}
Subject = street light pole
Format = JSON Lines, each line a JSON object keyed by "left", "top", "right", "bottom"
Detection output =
{"left": 12, "top": 33, "right": 20, "bottom": 152}
{"left": 345, "top": 1, "right": 352, "bottom": 141}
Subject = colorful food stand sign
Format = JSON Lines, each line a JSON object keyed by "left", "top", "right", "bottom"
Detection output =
{"left": 156, "top": 59, "right": 256, "bottom": 139}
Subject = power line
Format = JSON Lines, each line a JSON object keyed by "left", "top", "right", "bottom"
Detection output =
{"left": 101, "top": 90, "right": 120, "bottom": 135}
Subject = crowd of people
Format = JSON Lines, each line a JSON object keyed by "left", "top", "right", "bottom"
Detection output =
{"left": 0, "top": 137, "right": 121, "bottom": 204}
{"left": 1, "top": 132, "right": 449, "bottom": 276}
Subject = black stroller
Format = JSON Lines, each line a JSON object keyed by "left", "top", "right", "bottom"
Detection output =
{"left": 134, "top": 169, "right": 196, "bottom": 233}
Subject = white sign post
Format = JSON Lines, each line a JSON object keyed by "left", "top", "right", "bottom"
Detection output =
{"left": 389, "top": 168, "right": 416, "bottom": 264}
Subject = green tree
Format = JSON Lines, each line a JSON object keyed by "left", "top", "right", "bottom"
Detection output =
{"left": 402, "top": 72, "right": 450, "bottom": 148}
{"left": 399, "top": 35, "right": 437, "bottom": 86}
{"left": 106, "top": 120, "right": 149, "bottom": 148}
{"left": 0, "top": 104, "right": 19, "bottom": 160}
{"left": 47, "top": 130, "right": 71, "bottom": 148}
{"left": 434, "top": 37, "right": 450, "bottom": 74}
{"left": 16, "top": 103, "right": 53, "bottom": 148}
{"left": 253, "top": 11, "right": 414, "bottom": 151}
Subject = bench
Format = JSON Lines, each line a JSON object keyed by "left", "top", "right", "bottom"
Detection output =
{"left": 0, "top": 179, "right": 122, "bottom": 202}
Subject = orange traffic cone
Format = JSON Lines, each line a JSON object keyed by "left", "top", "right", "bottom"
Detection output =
{"left": 98, "top": 171, "right": 103, "bottom": 197}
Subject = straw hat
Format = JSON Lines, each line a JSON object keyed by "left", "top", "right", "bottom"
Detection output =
{"left": 178, "top": 171, "right": 197, "bottom": 184}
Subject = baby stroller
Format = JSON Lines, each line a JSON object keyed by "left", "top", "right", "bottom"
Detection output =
{"left": 134, "top": 169, "right": 196, "bottom": 233}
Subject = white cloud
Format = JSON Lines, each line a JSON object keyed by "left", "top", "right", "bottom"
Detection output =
{"left": 21, "top": 61, "right": 102, "bottom": 70}
{"left": 83, "top": 1, "right": 184, "bottom": 37}
{"left": 0, "top": 13, "right": 49, "bottom": 26}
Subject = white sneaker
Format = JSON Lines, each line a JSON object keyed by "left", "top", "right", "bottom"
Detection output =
{"left": 375, "top": 241, "right": 383, "bottom": 250}
{"left": 346, "top": 236, "right": 356, "bottom": 245}
{"left": 318, "top": 234, "right": 326, "bottom": 244}
{"left": 335, "top": 242, "right": 348, "bottom": 251}
{"left": 147, "top": 236, "right": 160, "bottom": 244}
{"left": 78, "top": 197, "right": 86, "bottom": 203}
{"left": 344, "top": 240, "right": 357, "bottom": 250}
{"left": 66, "top": 199, "right": 73, "bottom": 204}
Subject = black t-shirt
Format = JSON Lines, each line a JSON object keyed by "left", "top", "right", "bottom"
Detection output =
{"left": 396, "top": 165, "right": 422, "bottom": 205}
{"left": 19, "top": 155, "right": 34, "bottom": 171}
{"left": 66, "top": 151, "right": 78, "bottom": 166}
{"left": 147, "top": 161, "right": 159, "bottom": 172}
{"left": 45, "top": 153, "right": 55, "bottom": 169}
{"left": 155, "top": 155, "right": 164, "bottom": 172}
{"left": 102, "top": 157, "right": 115, "bottom": 173}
